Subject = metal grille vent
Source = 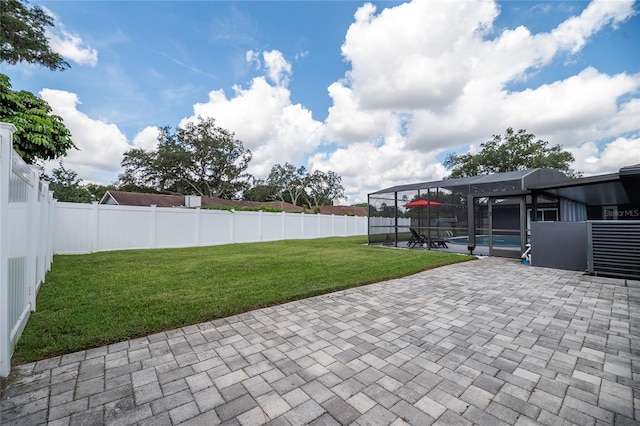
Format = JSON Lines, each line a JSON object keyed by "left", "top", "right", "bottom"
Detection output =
{"left": 587, "top": 221, "right": 640, "bottom": 280}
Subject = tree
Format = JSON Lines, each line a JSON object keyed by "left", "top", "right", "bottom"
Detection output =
{"left": 306, "top": 170, "right": 345, "bottom": 208}
{"left": 444, "top": 128, "right": 580, "bottom": 178}
{"left": 266, "top": 163, "right": 308, "bottom": 206}
{"left": 44, "top": 162, "right": 92, "bottom": 203}
{"left": 243, "top": 178, "right": 275, "bottom": 202}
{"left": 84, "top": 183, "right": 114, "bottom": 202}
{"left": 179, "top": 117, "right": 252, "bottom": 198}
{"left": 118, "top": 117, "right": 253, "bottom": 198}
{"left": 0, "top": 74, "right": 75, "bottom": 163}
{"left": 0, "top": 0, "right": 70, "bottom": 70}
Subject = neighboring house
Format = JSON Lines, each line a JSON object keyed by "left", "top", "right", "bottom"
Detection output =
{"left": 99, "top": 190, "right": 365, "bottom": 215}
{"left": 318, "top": 205, "right": 367, "bottom": 216}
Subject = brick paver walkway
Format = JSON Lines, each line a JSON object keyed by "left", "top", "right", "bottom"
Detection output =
{"left": 1, "top": 257, "right": 638, "bottom": 425}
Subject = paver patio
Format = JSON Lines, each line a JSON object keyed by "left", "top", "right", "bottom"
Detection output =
{"left": 1, "top": 257, "right": 638, "bottom": 425}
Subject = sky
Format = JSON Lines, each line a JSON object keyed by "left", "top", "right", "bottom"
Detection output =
{"left": 3, "top": 0, "right": 639, "bottom": 204}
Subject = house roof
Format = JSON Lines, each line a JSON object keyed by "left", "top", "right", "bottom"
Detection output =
{"left": 100, "top": 191, "right": 186, "bottom": 207}
{"left": 99, "top": 191, "right": 363, "bottom": 214}
{"left": 318, "top": 205, "right": 367, "bottom": 216}
{"left": 369, "top": 168, "right": 570, "bottom": 196}
{"left": 369, "top": 166, "right": 640, "bottom": 207}
{"left": 529, "top": 165, "right": 640, "bottom": 206}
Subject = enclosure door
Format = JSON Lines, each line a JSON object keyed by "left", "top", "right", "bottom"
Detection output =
{"left": 489, "top": 197, "right": 526, "bottom": 258}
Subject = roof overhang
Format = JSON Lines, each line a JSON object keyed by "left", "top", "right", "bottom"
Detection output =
{"left": 529, "top": 167, "right": 639, "bottom": 206}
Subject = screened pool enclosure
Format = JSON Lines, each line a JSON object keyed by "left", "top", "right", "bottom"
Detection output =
{"left": 368, "top": 169, "right": 572, "bottom": 258}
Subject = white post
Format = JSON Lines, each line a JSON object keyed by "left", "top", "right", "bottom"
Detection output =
{"left": 258, "top": 210, "right": 263, "bottom": 241}
{"left": 27, "top": 166, "right": 39, "bottom": 311}
{"left": 150, "top": 205, "right": 157, "bottom": 248}
{"left": 332, "top": 215, "right": 336, "bottom": 236}
{"left": 90, "top": 201, "right": 99, "bottom": 253}
{"left": 48, "top": 196, "right": 55, "bottom": 267}
{"left": 281, "top": 211, "right": 286, "bottom": 240}
{"left": 0, "top": 123, "right": 17, "bottom": 377}
{"left": 195, "top": 207, "right": 201, "bottom": 246}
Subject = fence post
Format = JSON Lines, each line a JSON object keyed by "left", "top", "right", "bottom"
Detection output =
{"left": 90, "top": 201, "right": 99, "bottom": 253}
{"left": 27, "top": 166, "right": 40, "bottom": 311}
{"left": 0, "top": 123, "right": 17, "bottom": 377}
{"left": 195, "top": 207, "right": 201, "bottom": 246}
{"left": 150, "top": 205, "right": 157, "bottom": 248}
{"left": 230, "top": 209, "right": 235, "bottom": 244}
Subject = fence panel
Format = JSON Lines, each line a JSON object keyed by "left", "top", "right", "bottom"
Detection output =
{"left": 54, "top": 203, "right": 95, "bottom": 254}
{"left": 54, "top": 204, "right": 368, "bottom": 254}
{"left": 233, "top": 211, "right": 262, "bottom": 243}
{"left": 199, "top": 210, "right": 234, "bottom": 246}
{"left": 156, "top": 208, "right": 199, "bottom": 248}
{"left": 1, "top": 124, "right": 55, "bottom": 377}
{"left": 260, "top": 211, "right": 285, "bottom": 242}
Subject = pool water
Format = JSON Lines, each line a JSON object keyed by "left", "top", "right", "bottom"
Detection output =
{"left": 449, "top": 235, "right": 521, "bottom": 247}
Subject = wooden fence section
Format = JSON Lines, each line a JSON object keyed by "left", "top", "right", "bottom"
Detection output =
{"left": 0, "top": 124, "right": 55, "bottom": 377}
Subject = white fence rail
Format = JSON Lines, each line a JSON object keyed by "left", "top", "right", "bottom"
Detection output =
{"left": 0, "top": 124, "right": 55, "bottom": 377}
{"left": 55, "top": 202, "right": 368, "bottom": 254}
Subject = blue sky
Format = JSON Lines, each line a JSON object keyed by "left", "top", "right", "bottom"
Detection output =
{"left": 3, "top": 0, "right": 639, "bottom": 203}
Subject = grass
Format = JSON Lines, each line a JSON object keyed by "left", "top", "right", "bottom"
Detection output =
{"left": 13, "top": 236, "right": 474, "bottom": 364}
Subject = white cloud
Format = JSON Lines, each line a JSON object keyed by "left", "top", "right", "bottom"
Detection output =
{"left": 551, "top": 0, "right": 636, "bottom": 53}
{"left": 309, "top": 115, "right": 449, "bottom": 203}
{"left": 181, "top": 51, "right": 322, "bottom": 178}
{"left": 132, "top": 126, "right": 161, "bottom": 151}
{"left": 246, "top": 50, "right": 292, "bottom": 86}
{"left": 263, "top": 50, "right": 292, "bottom": 86}
{"left": 570, "top": 137, "right": 640, "bottom": 176}
{"left": 40, "top": 89, "right": 129, "bottom": 183}
{"left": 324, "top": 82, "right": 391, "bottom": 143}
{"left": 319, "top": 0, "right": 639, "bottom": 202}
{"left": 43, "top": 7, "right": 98, "bottom": 66}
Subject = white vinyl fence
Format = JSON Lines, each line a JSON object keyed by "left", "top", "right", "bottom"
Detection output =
{"left": 55, "top": 201, "right": 368, "bottom": 254}
{"left": 0, "top": 124, "right": 55, "bottom": 377}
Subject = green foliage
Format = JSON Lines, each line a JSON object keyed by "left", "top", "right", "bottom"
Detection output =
{"left": 14, "top": 237, "right": 473, "bottom": 362}
{"left": 43, "top": 162, "right": 114, "bottom": 203}
{"left": 0, "top": 74, "right": 75, "bottom": 163}
{"left": 242, "top": 179, "right": 276, "bottom": 202}
{"left": 256, "top": 163, "right": 346, "bottom": 208}
{"left": 306, "top": 170, "right": 345, "bottom": 208}
{"left": 118, "top": 117, "right": 252, "bottom": 198}
{"left": 85, "top": 183, "right": 114, "bottom": 202}
{"left": 201, "top": 205, "right": 286, "bottom": 213}
{"left": 445, "top": 127, "right": 580, "bottom": 178}
{"left": 267, "top": 162, "right": 308, "bottom": 205}
{"left": 43, "top": 162, "right": 92, "bottom": 203}
{"left": 0, "top": 0, "right": 69, "bottom": 70}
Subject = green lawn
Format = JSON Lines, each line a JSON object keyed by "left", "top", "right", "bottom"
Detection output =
{"left": 14, "top": 236, "right": 474, "bottom": 364}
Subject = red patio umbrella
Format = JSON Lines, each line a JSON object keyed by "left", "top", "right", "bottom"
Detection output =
{"left": 403, "top": 199, "right": 443, "bottom": 208}
{"left": 403, "top": 199, "right": 443, "bottom": 234}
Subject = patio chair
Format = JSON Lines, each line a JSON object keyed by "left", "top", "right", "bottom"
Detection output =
{"left": 408, "top": 228, "right": 428, "bottom": 248}
{"left": 429, "top": 236, "right": 448, "bottom": 248}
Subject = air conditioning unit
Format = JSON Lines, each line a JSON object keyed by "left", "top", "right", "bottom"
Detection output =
{"left": 185, "top": 195, "right": 202, "bottom": 208}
